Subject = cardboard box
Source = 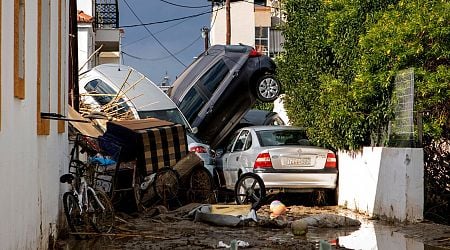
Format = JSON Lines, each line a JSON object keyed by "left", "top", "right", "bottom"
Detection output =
{"left": 210, "top": 204, "right": 252, "bottom": 216}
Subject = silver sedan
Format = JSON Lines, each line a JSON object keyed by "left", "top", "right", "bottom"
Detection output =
{"left": 218, "top": 126, "right": 338, "bottom": 200}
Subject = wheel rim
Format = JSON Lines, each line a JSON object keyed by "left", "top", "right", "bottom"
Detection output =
{"left": 258, "top": 78, "right": 279, "bottom": 99}
{"left": 236, "top": 176, "right": 262, "bottom": 204}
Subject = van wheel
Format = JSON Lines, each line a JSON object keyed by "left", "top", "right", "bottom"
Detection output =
{"left": 255, "top": 75, "right": 281, "bottom": 102}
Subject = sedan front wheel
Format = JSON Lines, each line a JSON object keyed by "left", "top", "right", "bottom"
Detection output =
{"left": 255, "top": 75, "right": 281, "bottom": 102}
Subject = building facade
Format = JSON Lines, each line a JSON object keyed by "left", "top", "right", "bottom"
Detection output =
{"left": 0, "top": 0, "right": 70, "bottom": 249}
{"left": 77, "top": 0, "right": 121, "bottom": 73}
{"left": 209, "top": 0, "right": 284, "bottom": 58}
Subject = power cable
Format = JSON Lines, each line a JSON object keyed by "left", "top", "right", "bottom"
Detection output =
{"left": 122, "top": 35, "right": 202, "bottom": 61}
{"left": 158, "top": 0, "right": 211, "bottom": 9}
{"left": 122, "top": 19, "right": 189, "bottom": 48}
{"left": 122, "top": 0, "right": 187, "bottom": 67}
{"left": 120, "top": 9, "right": 216, "bottom": 28}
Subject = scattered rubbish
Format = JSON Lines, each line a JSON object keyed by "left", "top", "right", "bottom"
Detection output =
{"left": 189, "top": 204, "right": 257, "bottom": 227}
{"left": 300, "top": 214, "right": 361, "bottom": 228}
{"left": 269, "top": 200, "right": 287, "bottom": 219}
{"left": 291, "top": 219, "right": 308, "bottom": 236}
{"left": 210, "top": 204, "right": 252, "bottom": 216}
{"left": 218, "top": 239, "right": 250, "bottom": 249}
{"left": 319, "top": 240, "right": 332, "bottom": 250}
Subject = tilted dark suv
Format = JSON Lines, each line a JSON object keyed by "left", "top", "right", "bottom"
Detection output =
{"left": 169, "top": 44, "right": 281, "bottom": 149}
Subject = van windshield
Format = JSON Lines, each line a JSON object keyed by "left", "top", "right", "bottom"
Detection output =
{"left": 84, "top": 79, "right": 130, "bottom": 113}
{"left": 138, "top": 108, "right": 191, "bottom": 129}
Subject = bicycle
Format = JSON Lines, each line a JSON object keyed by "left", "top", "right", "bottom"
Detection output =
{"left": 60, "top": 158, "right": 115, "bottom": 239}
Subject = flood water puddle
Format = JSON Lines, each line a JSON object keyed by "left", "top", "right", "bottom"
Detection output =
{"left": 307, "top": 218, "right": 449, "bottom": 250}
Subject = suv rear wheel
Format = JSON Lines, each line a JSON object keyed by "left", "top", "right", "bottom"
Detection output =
{"left": 255, "top": 74, "right": 281, "bottom": 102}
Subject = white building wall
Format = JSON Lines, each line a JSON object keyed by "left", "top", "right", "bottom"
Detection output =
{"left": 77, "top": 0, "right": 93, "bottom": 16}
{"left": 78, "top": 25, "right": 95, "bottom": 72}
{"left": 210, "top": 1, "right": 255, "bottom": 46}
{"left": 338, "top": 147, "right": 424, "bottom": 222}
{"left": 0, "top": 1, "right": 69, "bottom": 249}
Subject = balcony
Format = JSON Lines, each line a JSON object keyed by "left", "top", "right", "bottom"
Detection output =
{"left": 95, "top": 0, "right": 119, "bottom": 52}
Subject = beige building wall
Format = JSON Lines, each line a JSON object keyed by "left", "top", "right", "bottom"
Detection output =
{"left": 210, "top": 1, "right": 255, "bottom": 46}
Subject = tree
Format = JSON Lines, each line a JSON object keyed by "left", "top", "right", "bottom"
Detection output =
{"left": 277, "top": 0, "right": 450, "bottom": 150}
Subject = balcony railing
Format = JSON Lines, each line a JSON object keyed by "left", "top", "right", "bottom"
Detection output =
{"left": 95, "top": 0, "right": 119, "bottom": 29}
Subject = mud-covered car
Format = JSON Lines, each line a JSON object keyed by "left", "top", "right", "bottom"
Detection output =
{"left": 218, "top": 126, "right": 338, "bottom": 205}
{"left": 169, "top": 44, "right": 281, "bottom": 149}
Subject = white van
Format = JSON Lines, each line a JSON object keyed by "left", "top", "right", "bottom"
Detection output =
{"left": 79, "top": 64, "right": 216, "bottom": 170}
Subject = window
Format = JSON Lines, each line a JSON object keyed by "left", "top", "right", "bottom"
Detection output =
{"left": 84, "top": 79, "right": 130, "bottom": 114}
{"left": 244, "top": 133, "right": 252, "bottom": 150}
{"left": 255, "top": 27, "right": 269, "bottom": 56}
{"left": 198, "top": 59, "right": 229, "bottom": 93}
{"left": 14, "top": 0, "right": 25, "bottom": 99}
{"left": 254, "top": 0, "right": 266, "bottom": 6}
{"left": 256, "top": 129, "right": 309, "bottom": 147}
{"left": 179, "top": 88, "right": 206, "bottom": 124}
{"left": 226, "top": 131, "right": 240, "bottom": 152}
{"left": 37, "top": 0, "right": 50, "bottom": 135}
{"left": 233, "top": 130, "right": 249, "bottom": 152}
{"left": 138, "top": 108, "right": 190, "bottom": 128}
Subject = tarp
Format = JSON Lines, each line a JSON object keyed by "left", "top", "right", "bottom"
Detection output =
{"left": 102, "top": 118, "right": 188, "bottom": 176}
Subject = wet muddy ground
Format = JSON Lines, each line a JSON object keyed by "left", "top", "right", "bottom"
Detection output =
{"left": 55, "top": 195, "right": 450, "bottom": 250}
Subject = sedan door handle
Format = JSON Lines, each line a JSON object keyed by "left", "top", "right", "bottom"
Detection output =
{"left": 206, "top": 106, "right": 214, "bottom": 115}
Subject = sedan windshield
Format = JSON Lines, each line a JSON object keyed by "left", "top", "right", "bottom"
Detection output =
{"left": 138, "top": 108, "right": 190, "bottom": 128}
{"left": 256, "top": 129, "right": 310, "bottom": 147}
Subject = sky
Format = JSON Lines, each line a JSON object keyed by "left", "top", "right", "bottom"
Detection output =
{"left": 118, "top": 0, "right": 212, "bottom": 85}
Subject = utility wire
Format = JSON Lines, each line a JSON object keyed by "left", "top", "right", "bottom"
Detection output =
{"left": 122, "top": 0, "right": 186, "bottom": 67}
{"left": 120, "top": 9, "right": 215, "bottom": 28}
{"left": 122, "top": 19, "right": 189, "bottom": 48}
{"left": 122, "top": 35, "right": 202, "bottom": 61}
{"left": 158, "top": 0, "right": 210, "bottom": 8}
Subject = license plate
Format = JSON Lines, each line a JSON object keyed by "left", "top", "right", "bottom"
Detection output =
{"left": 283, "top": 157, "right": 311, "bottom": 166}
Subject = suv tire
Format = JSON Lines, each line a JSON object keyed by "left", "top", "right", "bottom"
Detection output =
{"left": 255, "top": 74, "right": 281, "bottom": 102}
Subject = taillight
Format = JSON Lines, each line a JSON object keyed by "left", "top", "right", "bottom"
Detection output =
{"left": 325, "top": 152, "right": 337, "bottom": 168}
{"left": 254, "top": 152, "right": 273, "bottom": 169}
{"left": 190, "top": 146, "right": 207, "bottom": 154}
{"left": 249, "top": 49, "right": 262, "bottom": 57}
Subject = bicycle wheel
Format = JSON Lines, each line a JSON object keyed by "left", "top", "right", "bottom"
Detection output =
{"left": 87, "top": 189, "right": 114, "bottom": 233}
{"left": 234, "top": 173, "right": 266, "bottom": 209}
{"left": 63, "top": 192, "right": 90, "bottom": 239}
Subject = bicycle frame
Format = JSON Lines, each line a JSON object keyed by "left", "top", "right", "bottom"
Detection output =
{"left": 69, "top": 167, "right": 107, "bottom": 214}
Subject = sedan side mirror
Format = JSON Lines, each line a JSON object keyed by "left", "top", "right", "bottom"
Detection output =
{"left": 215, "top": 149, "right": 224, "bottom": 158}
{"left": 189, "top": 127, "right": 198, "bottom": 134}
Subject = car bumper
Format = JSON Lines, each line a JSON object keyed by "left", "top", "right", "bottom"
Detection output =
{"left": 254, "top": 170, "right": 338, "bottom": 190}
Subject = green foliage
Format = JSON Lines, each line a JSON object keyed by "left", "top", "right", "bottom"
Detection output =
{"left": 278, "top": 0, "right": 450, "bottom": 150}
{"left": 252, "top": 100, "right": 274, "bottom": 111}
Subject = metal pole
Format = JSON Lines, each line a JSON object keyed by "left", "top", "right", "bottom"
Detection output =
{"left": 201, "top": 26, "right": 209, "bottom": 51}
{"left": 226, "top": 0, "right": 231, "bottom": 45}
